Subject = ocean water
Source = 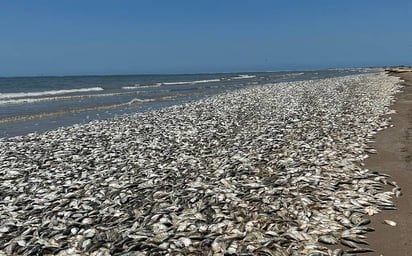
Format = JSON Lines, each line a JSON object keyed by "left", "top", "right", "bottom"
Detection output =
{"left": 0, "top": 69, "right": 375, "bottom": 137}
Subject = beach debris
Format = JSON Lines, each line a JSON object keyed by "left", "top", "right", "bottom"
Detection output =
{"left": 385, "top": 109, "right": 397, "bottom": 115}
{"left": 383, "top": 220, "right": 397, "bottom": 226}
{"left": 0, "top": 72, "right": 402, "bottom": 255}
{"left": 347, "top": 247, "right": 375, "bottom": 253}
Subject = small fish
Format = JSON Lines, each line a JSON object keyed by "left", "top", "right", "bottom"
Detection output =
{"left": 384, "top": 220, "right": 397, "bottom": 226}
{"left": 347, "top": 247, "right": 374, "bottom": 253}
{"left": 332, "top": 248, "right": 344, "bottom": 256}
{"left": 318, "top": 235, "right": 337, "bottom": 245}
{"left": 341, "top": 239, "right": 358, "bottom": 248}
{"left": 342, "top": 236, "right": 369, "bottom": 245}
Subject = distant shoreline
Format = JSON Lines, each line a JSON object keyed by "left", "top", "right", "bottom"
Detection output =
{"left": 0, "top": 66, "right": 378, "bottom": 79}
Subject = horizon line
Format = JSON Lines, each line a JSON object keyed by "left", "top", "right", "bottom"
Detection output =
{"left": 0, "top": 65, "right": 384, "bottom": 79}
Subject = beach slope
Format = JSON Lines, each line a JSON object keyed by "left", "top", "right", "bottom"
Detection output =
{"left": 365, "top": 70, "right": 412, "bottom": 256}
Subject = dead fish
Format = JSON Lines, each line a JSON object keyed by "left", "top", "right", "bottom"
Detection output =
{"left": 341, "top": 239, "right": 359, "bottom": 248}
{"left": 383, "top": 220, "right": 397, "bottom": 226}
{"left": 318, "top": 235, "right": 337, "bottom": 245}
{"left": 346, "top": 247, "right": 374, "bottom": 253}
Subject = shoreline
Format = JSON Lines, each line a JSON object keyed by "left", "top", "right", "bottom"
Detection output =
{"left": 364, "top": 70, "right": 412, "bottom": 256}
{"left": 0, "top": 69, "right": 371, "bottom": 138}
{"left": 0, "top": 72, "right": 403, "bottom": 255}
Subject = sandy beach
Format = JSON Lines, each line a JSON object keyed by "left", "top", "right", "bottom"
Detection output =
{"left": 0, "top": 71, "right": 405, "bottom": 255}
{"left": 1, "top": 1, "right": 410, "bottom": 254}
{"left": 364, "top": 69, "right": 412, "bottom": 256}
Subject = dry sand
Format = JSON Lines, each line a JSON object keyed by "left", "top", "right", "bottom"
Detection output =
{"left": 364, "top": 70, "right": 412, "bottom": 256}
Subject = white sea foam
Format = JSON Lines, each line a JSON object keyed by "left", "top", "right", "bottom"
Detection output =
{"left": 0, "top": 91, "right": 135, "bottom": 105}
{"left": 124, "top": 79, "right": 220, "bottom": 88}
{"left": 284, "top": 72, "right": 304, "bottom": 77}
{"left": 122, "top": 83, "right": 161, "bottom": 90}
{"left": 0, "top": 87, "right": 104, "bottom": 100}
{"left": 122, "top": 84, "right": 140, "bottom": 90}
{"left": 230, "top": 75, "right": 257, "bottom": 80}
{"left": 162, "top": 79, "right": 221, "bottom": 85}
{"left": 127, "top": 98, "right": 155, "bottom": 104}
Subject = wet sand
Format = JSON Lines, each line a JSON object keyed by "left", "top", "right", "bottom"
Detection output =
{"left": 365, "top": 70, "right": 412, "bottom": 256}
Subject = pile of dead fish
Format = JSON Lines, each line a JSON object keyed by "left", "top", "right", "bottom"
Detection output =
{"left": 0, "top": 72, "right": 402, "bottom": 255}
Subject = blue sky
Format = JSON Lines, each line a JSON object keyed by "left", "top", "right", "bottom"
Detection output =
{"left": 0, "top": 0, "right": 411, "bottom": 76}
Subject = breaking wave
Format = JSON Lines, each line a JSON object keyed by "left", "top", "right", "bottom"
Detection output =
{"left": 0, "top": 87, "right": 104, "bottom": 100}
{"left": 162, "top": 79, "right": 221, "bottom": 85}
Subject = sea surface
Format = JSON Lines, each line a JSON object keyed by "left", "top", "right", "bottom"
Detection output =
{"left": 0, "top": 69, "right": 375, "bottom": 137}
